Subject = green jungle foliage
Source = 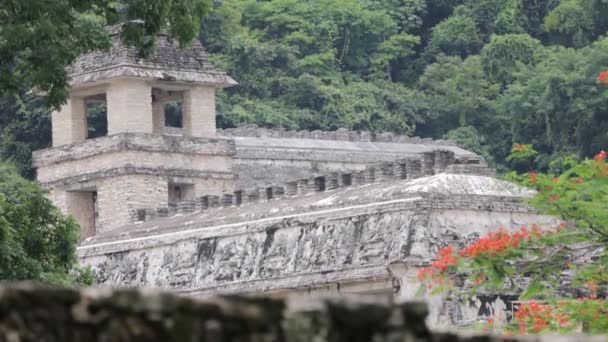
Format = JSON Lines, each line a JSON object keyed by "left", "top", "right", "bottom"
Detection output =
{"left": 202, "top": 0, "right": 608, "bottom": 172}
{"left": 0, "top": 0, "right": 212, "bottom": 285}
{"left": 1, "top": 0, "right": 211, "bottom": 110}
{"left": 2, "top": 0, "right": 608, "bottom": 178}
{"left": 0, "top": 162, "right": 92, "bottom": 285}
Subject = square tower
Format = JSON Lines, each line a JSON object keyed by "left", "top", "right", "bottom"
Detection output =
{"left": 32, "top": 28, "right": 237, "bottom": 239}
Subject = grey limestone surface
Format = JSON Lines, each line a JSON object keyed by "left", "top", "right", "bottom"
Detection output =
{"left": 228, "top": 134, "right": 483, "bottom": 189}
{"left": 78, "top": 174, "right": 551, "bottom": 299}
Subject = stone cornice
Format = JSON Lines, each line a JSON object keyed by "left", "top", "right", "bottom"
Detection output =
{"left": 44, "top": 166, "right": 234, "bottom": 190}
{"left": 69, "top": 65, "right": 238, "bottom": 88}
{"left": 32, "top": 133, "right": 236, "bottom": 167}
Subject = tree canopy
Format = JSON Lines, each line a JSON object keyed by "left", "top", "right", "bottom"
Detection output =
{"left": 202, "top": 0, "right": 607, "bottom": 172}
{"left": 0, "top": 162, "right": 91, "bottom": 285}
{"left": 0, "top": 0, "right": 211, "bottom": 110}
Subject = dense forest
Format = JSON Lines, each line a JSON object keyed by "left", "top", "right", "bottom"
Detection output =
{"left": 2, "top": 0, "right": 608, "bottom": 177}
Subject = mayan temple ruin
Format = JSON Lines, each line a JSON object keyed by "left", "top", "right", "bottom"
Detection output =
{"left": 31, "top": 30, "right": 554, "bottom": 326}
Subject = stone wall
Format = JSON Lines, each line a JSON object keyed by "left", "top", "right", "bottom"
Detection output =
{"left": 0, "top": 284, "right": 601, "bottom": 342}
{"left": 218, "top": 125, "right": 460, "bottom": 145}
{"left": 135, "top": 150, "right": 494, "bottom": 223}
{"left": 218, "top": 125, "right": 487, "bottom": 189}
{"left": 95, "top": 175, "right": 169, "bottom": 234}
{"left": 33, "top": 133, "right": 236, "bottom": 232}
{"left": 33, "top": 133, "right": 235, "bottom": 186}
{"left": 78, "top": 173, "right": 554, "bottom": 325}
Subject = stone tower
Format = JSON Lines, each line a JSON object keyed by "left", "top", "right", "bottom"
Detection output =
{"left": 32, "top": 28, "right": 237, "bottom": 239}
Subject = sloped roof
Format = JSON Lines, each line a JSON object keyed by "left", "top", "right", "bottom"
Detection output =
{"left": 78, "top": 174, "right": 536, "bottom": 249}
{"left": 68, "top": 28, "right": 237, "bottom": 87}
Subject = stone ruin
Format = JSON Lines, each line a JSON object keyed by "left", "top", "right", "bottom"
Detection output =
{"left": 31, "top": 30, "right": 556, "bottom": 327}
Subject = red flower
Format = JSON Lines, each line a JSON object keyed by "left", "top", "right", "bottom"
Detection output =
{"left": 597, "top": 71, "right": 608, "bottom": 84}
{"left": 529, "top": 172, "right": 538, "bottom": 184}
{"left": 549, "top": 194, "right": 560, "bottom": 201}
{"left": 431, "top": 246, "right": 458, "bottom": 271}
{"left": 594, "top": 150, "right": 606, "bottom": 161}
{"left": 416, "top": 267, "right": 433, "bottom": 281}
{"left": 598, "top": 71, "right": 608, "bottom": 84}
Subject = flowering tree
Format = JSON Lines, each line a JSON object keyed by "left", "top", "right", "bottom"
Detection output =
{"left": 418, "top": 146, "right": 608, "bottom": 334}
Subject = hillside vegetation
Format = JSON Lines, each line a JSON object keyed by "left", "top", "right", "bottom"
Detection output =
{"left": 2, "top": 0, "right": 608, "bottom": 176}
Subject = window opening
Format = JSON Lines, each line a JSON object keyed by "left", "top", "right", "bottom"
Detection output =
{"left": 86, "top": 96, "right": 108, "bottom": 139}
{"left": 165, "top": 101, "right": 183, "bottom": 128}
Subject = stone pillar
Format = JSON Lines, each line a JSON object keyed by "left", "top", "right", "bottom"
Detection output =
{"left": 221, "top": 194, "right": 234, "bottom": 207}
{"left": 196, "top": 196, "right": 209, "bottom": 211}
{"left": 326, "top": 173, "right": 339, "bottom": 190}
{"left": 433, "top": 150, "right": 455, "bottom": 174}
{"left": 378, "top": 163, "right": 394, "bottom": 182}
{"left": 182, "top": 86, "right": 216, "bottom": 137}
{"left": 285, "top": 182, "right": 298, "bottom": 197}
{"left": 106, "top": 79, "right": 153, "bottom": 135}
{"left": 152, "top": 99, "right": 165, "bottom": 134}
{"left": 297, "top": 180, "right": 308, "bottom": 195}
{"left": 52, "top": 96, "right": 87, "bottom": 146}
{"left": 421, "top": 152, "right": 435, "bottom": 176}
{"left": 407, "top": 160, "right": 423, "bottom": 179}
{"left": 353, "top": 171, "right": 366, "bottom": 186}
{"left": 393, "top": 162, "right": 407, "bottom": 180}
{"left": 364, "top": 167, "right": 376, "bottom": 183}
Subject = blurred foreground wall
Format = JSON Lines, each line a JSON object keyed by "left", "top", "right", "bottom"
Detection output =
{"left": 0, "top": 284, "right": 602, "bottom": 342}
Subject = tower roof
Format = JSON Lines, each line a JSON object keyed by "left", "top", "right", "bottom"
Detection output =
{"left": 68, "top": 28, "right": 237, "bottom": 88}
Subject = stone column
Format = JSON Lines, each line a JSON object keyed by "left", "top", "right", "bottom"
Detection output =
{"left": 221, "top": 194, "right": 234, "bottom": 207}
{"left": 182, "top": 86, "right": 216, "bottom": 137}
{"left": 393, "top": 162, "right": 407, "bottom": 180}
{"left": 152, "top": 99, "right": 165, "bottom": 134}
{"left": 106, "top": 79, "right": 153, "bottom": 135}
{"left": 297, "top": 180, "right": 308, "bottom": 195}
{"left": 326, "top": 173, "right": 339, "bottom": 190}
{"left": 421, "top": 152, "right": 435, "bottom": 176}
{"left": 52, "top": 96, "right": 87, "bottom": 146}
